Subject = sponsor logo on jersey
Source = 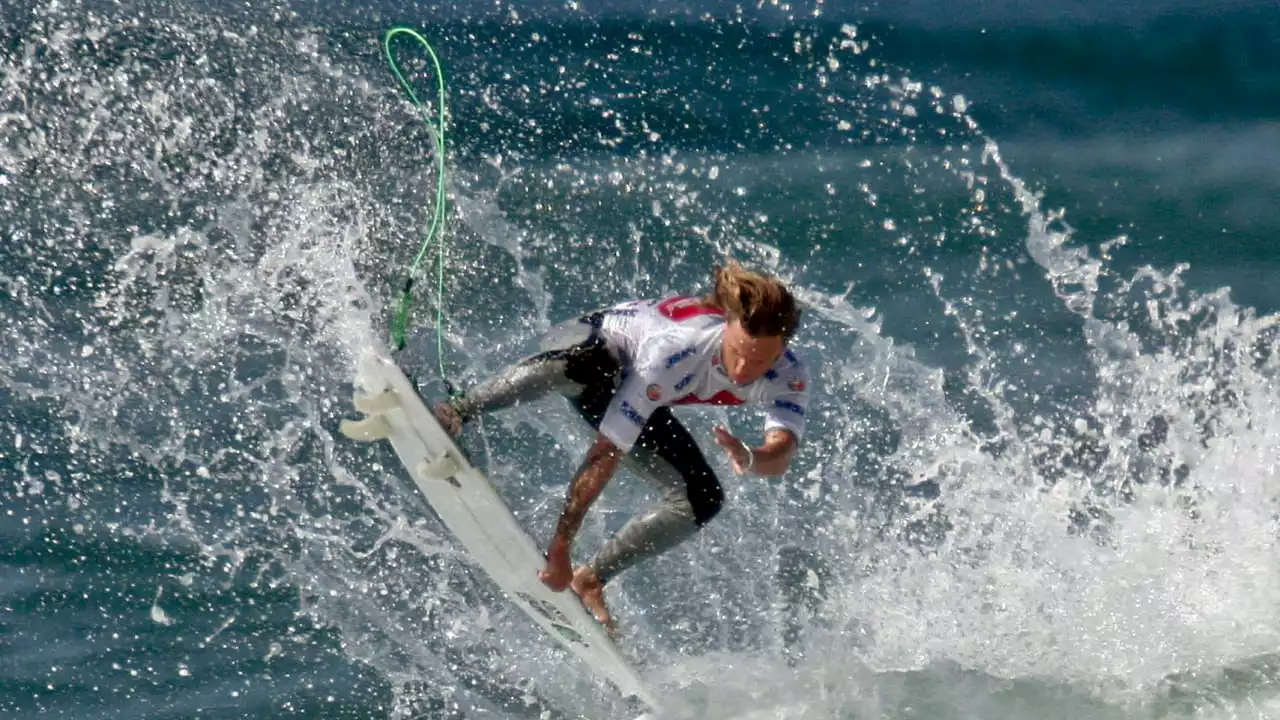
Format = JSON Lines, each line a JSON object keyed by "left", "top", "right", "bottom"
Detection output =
{"left": 646, "top": 383, "right": 663, "bottom": 401}
{"left": 674, "top": 373, "right": 695, "bottom": 391}
{"left": 665, "top": 346, "right": 696, "bottom": 369}
{"left": 619, "top": 400, "right": 646, "bottom": 426}
{"left": 789, "top": 378, "right": 806, "bottom": 392}
{"left": 774, "top": 399, "right": 805, "bottom": 415}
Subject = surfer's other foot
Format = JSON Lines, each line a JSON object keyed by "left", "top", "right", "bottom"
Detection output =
{"left": 433, "top": 401, "right": 463, "bottom": 437}
{"left": 571, "top": 566, "right": 616, "bottom": 635}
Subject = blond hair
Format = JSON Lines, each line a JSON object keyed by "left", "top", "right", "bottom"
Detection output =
{"left": 703, "top": 260, "right": 801, "bottom": 339}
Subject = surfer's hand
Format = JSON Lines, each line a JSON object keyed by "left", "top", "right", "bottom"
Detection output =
{"left": 539, "top": 548, "right": 573, "bottom": 591}
{"left": 713, "top": 424, "right": 753, "bottom": 475}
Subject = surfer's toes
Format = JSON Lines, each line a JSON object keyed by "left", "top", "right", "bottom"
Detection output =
{"left": 571, "top": 570, "right": 617, "bottom": 635}
{"left": 600, "top": 612, "right": 619, "bottom": 637}
{"left": 582, "top": 598, "right": 616, "bottom": 636}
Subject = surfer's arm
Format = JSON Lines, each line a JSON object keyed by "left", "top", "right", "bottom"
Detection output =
{"left": 753, "top": 363, "right": 810, "bottom": 476}
{"left": 547, "top": 433, "right": 623, "bottom": 557}
{"left": 748, "top": 428, "right": 799, "bottom": 476}
{"left": 713, "top": 425, "right": 797, "bottom": 476}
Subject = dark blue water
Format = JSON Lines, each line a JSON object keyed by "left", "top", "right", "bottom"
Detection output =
{"left": 4, "top": 0, "right": 1280, "bottom": 717}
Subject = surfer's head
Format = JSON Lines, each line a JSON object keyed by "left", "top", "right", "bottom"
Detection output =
{"left": 706, "top": 260, "right": 801, "bottom": 385}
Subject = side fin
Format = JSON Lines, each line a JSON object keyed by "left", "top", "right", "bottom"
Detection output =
{"left": 339, "top": 416, "right": 393, "bottom": 442}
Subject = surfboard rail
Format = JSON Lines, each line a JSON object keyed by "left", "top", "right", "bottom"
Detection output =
{"left": 340, "top": 350, "right": 661, "bottom": 714}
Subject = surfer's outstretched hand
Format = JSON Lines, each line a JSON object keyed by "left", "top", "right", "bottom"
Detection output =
{"left": 539, "top": 548, "right": 573, "bottom": 591}
{"left": 712, "top": 424, "right": 753, "bottom": 474}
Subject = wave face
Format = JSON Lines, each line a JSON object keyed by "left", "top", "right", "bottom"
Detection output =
{"left": 4, "top": 0, "right": 1280, "bottom": 717}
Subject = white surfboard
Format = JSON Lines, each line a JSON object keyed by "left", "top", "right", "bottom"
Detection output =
{"left": 340, "top": 350, "right": 661, "bottom": 715}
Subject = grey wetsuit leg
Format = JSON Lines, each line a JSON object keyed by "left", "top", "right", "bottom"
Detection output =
{"left": 584, "top": 408, "right": 724, "bottom": 585}
{"left": 451, "top": 352, "right": 576, "bottom": 419}
{"left": 450, "top": 317, "right": 614, "bottom": 420}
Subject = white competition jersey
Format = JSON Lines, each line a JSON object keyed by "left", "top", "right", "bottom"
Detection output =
{"left": 591, "top": 295, "right": 812, "bottom": 453}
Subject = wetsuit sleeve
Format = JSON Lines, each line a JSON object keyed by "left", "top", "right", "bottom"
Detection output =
{"left": 597, "top": 337, "right": 684, "bottom": 453}
{"left": 764, "top": 362, "right": 811, "bottom": 443}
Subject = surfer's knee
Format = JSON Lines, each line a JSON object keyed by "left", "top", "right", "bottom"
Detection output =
{"left": 658, "top": 470, "right": 722, "bottom": 527}
{"left": 668, "top": 454, "right": 722, "bottom": 526}
{"left": 687, "top": 479, "right": 723, "bottom": 527}
{"left": 661, "top": 489, "right": 698, "bottom": 524}
{"left": 641, "top": 431, "right": 724, "bottom": 527}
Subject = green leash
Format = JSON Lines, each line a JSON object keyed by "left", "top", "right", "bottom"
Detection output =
{"left": 382, "top": 27, "right": 452, "bottom": 391}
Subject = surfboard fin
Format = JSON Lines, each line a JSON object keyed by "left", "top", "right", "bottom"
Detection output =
{"left": 341, "top": 391, "right": 402, "bottom": 442}
{"left": 339, "top": 415, "right": 393, "bottom": 442}
{"left": 418, "top": 451, "right": 462, "bottom": 485}
{"left": 353, "top": 389, "right": 402, "bottom": 414}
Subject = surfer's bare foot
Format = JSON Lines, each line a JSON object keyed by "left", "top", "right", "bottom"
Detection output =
{"left": 571, "top": 566, "right": 616, "bottom": 635}
{"left": 433, "top": 401, "right": 463, "bottom": 436}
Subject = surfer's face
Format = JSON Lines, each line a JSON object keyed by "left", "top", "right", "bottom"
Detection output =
{"left": 720, "top": 319, "right": 785, "bottom": 385}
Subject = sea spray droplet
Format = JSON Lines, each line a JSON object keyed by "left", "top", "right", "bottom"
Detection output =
{"left": 151, "top": 605, "right": 171, "bottom": 625}
{"left": 151, "top": 587, "right": 173, "bottom": 626}
{"left": 953, "top": 94, "right": 969, "bottom": 113}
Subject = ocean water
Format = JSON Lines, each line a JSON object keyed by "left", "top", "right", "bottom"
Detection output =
{"left": 3, "top": 0, "right": 1280, "bottom": 718}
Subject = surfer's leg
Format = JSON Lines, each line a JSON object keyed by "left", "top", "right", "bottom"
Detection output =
{"left": 584, "top": 408, "right": 724, "bottom": 585}
{"left": 440, "top": 318, "right": 619, "bottom": 432}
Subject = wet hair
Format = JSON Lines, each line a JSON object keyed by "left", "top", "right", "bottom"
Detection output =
{"left": 703, "top": 260, "right": 801, "bottom": 340}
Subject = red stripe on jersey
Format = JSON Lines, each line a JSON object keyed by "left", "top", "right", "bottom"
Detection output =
{"left": 657, "top": 296, "right": 724, "bottom": 322}
{"left": 673, "top": 390, "right": 745, "bottom": 406}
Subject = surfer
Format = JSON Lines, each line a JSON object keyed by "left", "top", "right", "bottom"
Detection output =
{"left": 433, "top": 260, "right": 812, "bottom": 631}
